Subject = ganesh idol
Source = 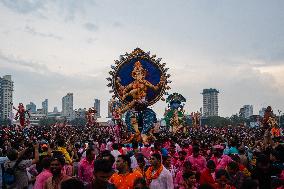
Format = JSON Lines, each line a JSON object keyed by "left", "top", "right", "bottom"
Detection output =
{"left": 116, "top": 61, "right": 165, "bottom": 114}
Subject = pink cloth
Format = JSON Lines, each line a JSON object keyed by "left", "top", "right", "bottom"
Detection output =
{"left": 280, "top": 170, "right": 284, "bottom": 179}
{"left": 183, "top": 145, "right": 193, "bottom": 156}
{"left": 211, "top": 155, "right": 232, "bottom": 170}
{"left": 164, "top": 141, "right": 171, "bottom": 150}
{"left": 141, "top": 147, "right": 152, "bottom": 159}
{"left": 174, "top": 170, "right": 185, "bottom": 189}
{"left": 78, "top": 158, "right": 94, "bottom": 184}
{"left": 186, "top": 155, "right": 206, "bottom": 172}
{"left": 100, "top": 143, "right": 106, "bottom": 151}
{"left": 33, "top": 169, "right": 52, "bottom": 189}
{"left": 62, "top": 164, "right": 73, "bottom": 176}
{"left": 174, "top": 159, "right": 184, "bottom": 172}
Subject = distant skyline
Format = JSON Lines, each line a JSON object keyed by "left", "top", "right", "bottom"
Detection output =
{"left": 0, "top": 0, "right": 283, "bottom": 118}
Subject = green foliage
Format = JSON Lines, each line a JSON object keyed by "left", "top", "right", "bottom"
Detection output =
{"left": 70, "top": 118, "right": 87, "bottom": 127}
{"left": 201, "top": 114, "right": 250, "bottom": 127}
{"left": 39, "top": 117, "right": 57, "bottom": 127}
{"left": 204, "top": 116, "right": 231, "bottom": 127}
{"left": 229, "top": 114, "right": 249, "bottom": 126}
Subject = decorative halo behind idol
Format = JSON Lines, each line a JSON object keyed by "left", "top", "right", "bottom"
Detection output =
{"left": 106, "top": 48, "right": 171, "bottom": 144}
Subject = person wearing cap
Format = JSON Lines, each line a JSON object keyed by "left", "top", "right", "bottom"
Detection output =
{"left": 210, "top": 145, "right": 232, "bottom": 170}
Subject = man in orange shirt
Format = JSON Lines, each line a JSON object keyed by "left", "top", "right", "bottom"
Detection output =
{"left": 110, "top": 154, "right": 142, "bottom": 189}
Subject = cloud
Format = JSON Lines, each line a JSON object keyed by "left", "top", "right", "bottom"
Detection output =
{"left": 86, "top": 37, "right": 97, "bottom": 44}
{"left": 0, "top": 51, "right": 108, "bottom": 112}
{"left": 0, "top": 50, "right": 49, "bottom": 73}
{"left": 83, "top": 22, "right": 98, "bottom": 32}
{"left": 57, "top": 0, "right": 96, "bottom": 21}
{"left": 0, "top": 0, "right": 96, "bottom": 21}
{"left": 25, "top": 25, "right": 62, "bottom": 40}
{"left": 0, "top": 0, "right": 46, "bottom": 14}
{"left": 113, "top": 21, "right": 123, "bottom": 28}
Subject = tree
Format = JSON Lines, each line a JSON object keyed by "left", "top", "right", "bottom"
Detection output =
{"left": 39, "top": 117, "right": 57, "bottom": 127}
{"left": 70, "top": 117, "right": 87, "bottom": 127}
{"left": 229, "top": 114, "right": 249, "bottom": 126}
{"left": 205, "top": 116, "right": 231, "bottom": 127}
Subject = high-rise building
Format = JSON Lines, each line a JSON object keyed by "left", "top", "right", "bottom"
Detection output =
{"left": 42, "top": 99, "right": 48, "bottom": 115}
{"left": 107, "top": 99, "right": 121, "bottom": 118}
{"left": 26, "top": 102, "right": 36, "bottom": 113}
{"left": 75, "top": 108, "right": 87, "bottom": 119}
{"left": 202, "top": 88, "right": 219, "bottom": 117}
{"left": 0, "top": 75, "right": 13, "bottom": 120}
{"left": 53, "top": 107, "right": 59, "bottom": 113}
{"left": 47, "top": 107, "right": 62, "bottom": 119}
{"left": 94, "top": 99, "right": 101, "bottom": 118}
{"left": 36, "top": 108, "right": 44, "bottom": 114}
{"left": 239, "top": 105, "right": 253, "bottom": 119}
{"left": 62, "top": 93, "right": 74, "bottom": 120}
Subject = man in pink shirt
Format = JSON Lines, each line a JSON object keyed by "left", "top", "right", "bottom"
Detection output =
{"left": 78, "top": 148, "right": 96, "bottom": 186}
{"left": 174, "top": 150, "right": 187, "bottom": 172}
{"left": 34, "top": 157, "right": 52, "bottom": 189}
{"left": 186, "top": 145, "right": 206, "bottom": 172}
{"left": 174, "top": 161, "right": 192, "bottom": 189}
{"left": 210, "top": 145, "right": 232, "bottom": 170}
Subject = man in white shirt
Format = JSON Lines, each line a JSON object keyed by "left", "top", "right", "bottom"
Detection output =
{"left": 110, "top": 143, "right": 121, "bottom": 161}
{"left": 145, "top": 153, "right": 174, "bottom": 189}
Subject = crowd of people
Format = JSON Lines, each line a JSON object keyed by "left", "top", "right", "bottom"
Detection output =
{"left": 0, "top": 123, "right": 284, "bottom": 189}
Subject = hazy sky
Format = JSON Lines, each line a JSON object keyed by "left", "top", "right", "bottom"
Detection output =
{"left": 0, "top": 0, "right": 284, "bottom": 119}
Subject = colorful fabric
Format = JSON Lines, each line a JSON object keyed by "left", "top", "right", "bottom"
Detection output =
{"left": 186, "top": 155, "right": 206, "bottom": 172}
{"left": 145, "top": 165, "right": 164, "bottom": 185}
{"left": 110, "top": 171, "right": 142, "bottom": 189}
{"left": 211, "top": 155, "right": 232, "bottom": 170}
{"left": 78, "top": 158, "right": 94, "bottom": 184}
{"left": 34, "top": 169, "right": 52, "bottom": 189}
{"left": 174, "top": 170, "right": 185, "bottom": 189}
{"left": 57, "top": 147, "right": 72, "bottom": 164}
{"left": 200, "top": 168, "right": 215, "bottom": 187}
{"left": 44, "top": 174, "right": 70, "bottom": 189}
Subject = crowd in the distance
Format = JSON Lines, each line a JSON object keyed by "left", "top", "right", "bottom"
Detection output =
{"left": 0, "top": 124, "right": 284, "bottom": 189}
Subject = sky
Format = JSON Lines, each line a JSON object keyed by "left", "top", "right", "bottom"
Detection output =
{"left": 0, "top": 0, "right": 284, "bottom": 119}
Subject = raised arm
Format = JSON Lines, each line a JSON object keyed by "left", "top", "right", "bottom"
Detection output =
{"left": 32, "top": 143, "right": 39, "bottom": 164}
